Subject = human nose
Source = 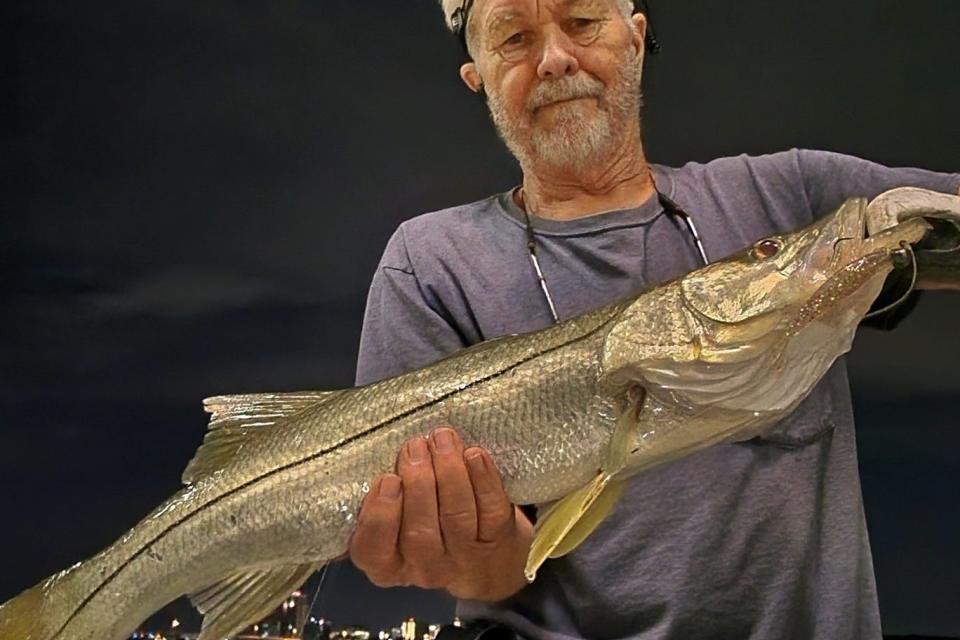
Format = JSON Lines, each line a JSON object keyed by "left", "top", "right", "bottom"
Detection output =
{"left": 536, "top": 28, "right": 579, "bottom": 79}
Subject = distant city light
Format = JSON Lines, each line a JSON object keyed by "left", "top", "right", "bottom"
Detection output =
{"left": 137, "top": 602, "right": 457, "bottom": 639}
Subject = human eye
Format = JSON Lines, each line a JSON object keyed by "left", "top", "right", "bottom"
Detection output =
{"left": 494, "top": 30, "right": 532, "bottom": 60}
{"left": 502, "top": 31, "right": 525, "bottom": 47}
{"left": 567, "top": 16, "right": 603, "bottom": 42}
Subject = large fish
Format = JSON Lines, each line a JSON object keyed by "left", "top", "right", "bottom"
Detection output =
{"left": 2, "top": 188, "right": 959, "bottom": 640}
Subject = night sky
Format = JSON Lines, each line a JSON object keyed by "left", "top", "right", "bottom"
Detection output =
{"left": 2, "top": 0, "right": 959, "bottom": 635}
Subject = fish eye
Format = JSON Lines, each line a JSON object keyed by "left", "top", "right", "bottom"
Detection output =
{"left": 751, "top": 238, "right": 782, "bottom": 260}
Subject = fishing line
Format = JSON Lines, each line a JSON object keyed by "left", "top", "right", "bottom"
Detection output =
{"left": 863, "top": 242, "right": 918, "bottom": 320}
{"left": 297, "top": 563, "right": 333, "bottom": 636}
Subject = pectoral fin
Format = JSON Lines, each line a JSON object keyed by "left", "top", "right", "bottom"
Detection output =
{"left": 548, "top": 477, "right": 627, "bottom": 559}
{"left": 525, "top": 472, "right": 615, "bottom": 582}
{"left": 525, "top": 386, "right": 645, "bottom": 582}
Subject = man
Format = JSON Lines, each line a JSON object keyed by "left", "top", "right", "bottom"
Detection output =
{"left": 349, "top": 0, "right": 960, "bottom": 637}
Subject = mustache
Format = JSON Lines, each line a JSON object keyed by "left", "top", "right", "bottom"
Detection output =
{"left": 527, "top": 74, "right": 605, "bottom": 110}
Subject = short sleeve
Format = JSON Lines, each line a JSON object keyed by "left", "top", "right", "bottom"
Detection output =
{"left": 355, "top": 224, "right": 468, "bottom": 386}
{"left": 797, "top": 149, "right": 960, "bottom": 217}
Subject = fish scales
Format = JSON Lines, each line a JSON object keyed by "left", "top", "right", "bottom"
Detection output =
{"left": 21, "top": 300, "right": 632, "bottom": 640}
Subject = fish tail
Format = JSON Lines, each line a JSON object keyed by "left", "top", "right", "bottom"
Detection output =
{"left": 0, "top": 580, "right": 54, "bottom": 640}
{"left": 0, "top": 562, "right": 88, "bottom": 640}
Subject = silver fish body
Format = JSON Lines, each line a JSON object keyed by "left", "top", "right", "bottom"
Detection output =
{"left": 2, "top": 188, "right": 958, "bottom": 640}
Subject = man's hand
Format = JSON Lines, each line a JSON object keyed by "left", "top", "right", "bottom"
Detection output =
{"left": 349, "top": 427, "right": 533, "bottom": 602}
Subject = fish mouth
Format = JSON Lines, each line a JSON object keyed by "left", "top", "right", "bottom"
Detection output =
{"left": 819, "top": 198, "right": 930, "bottom": 273}
{"left": 789, "top": 212, "right": 931, "bottom": 333}
{"left": 856, "top": 215, "right": 930, "bottom": 264}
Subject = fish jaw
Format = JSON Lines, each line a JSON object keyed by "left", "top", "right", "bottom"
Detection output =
{"left": 786, "top": 216, "right": 928, "bottom": 334}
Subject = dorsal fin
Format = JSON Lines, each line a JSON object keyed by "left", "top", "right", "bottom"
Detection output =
{"left": 182, "top": 390, "right": 343, "bottom": 484}
{"left": 190, "top": 563, "right": 319, "bottom": 640}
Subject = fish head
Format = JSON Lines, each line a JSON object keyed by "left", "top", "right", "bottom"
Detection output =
{"left": 636, "top": 198, "right": 931, "bottom": 415}
{"left": 607, "top": 199, "right": 930, "bottom": 477}
{"left": 681, "top": 197, "right": 930, "bottom": 341}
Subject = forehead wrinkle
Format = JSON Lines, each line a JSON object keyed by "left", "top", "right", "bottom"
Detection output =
{"left": 562, "top": 0, "right": 606, "bottom": 9}
{"left": 482, "top": 0, "right": 610, "bottom": 30}
{"left": 552, "top": 0, "right": 611, "bottom": 15}
{"left": 474, "top": 0, "right": 614, "bottom": 47}
{"left": 484, "top": 11, "right": 521, "bottom": 36}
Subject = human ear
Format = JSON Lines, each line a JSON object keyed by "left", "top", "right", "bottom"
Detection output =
{"left": 460, "top": 62, "right": 484, "bottom": 94}
{"left": 631, "top": 13, "right": 647, "bottom": 56}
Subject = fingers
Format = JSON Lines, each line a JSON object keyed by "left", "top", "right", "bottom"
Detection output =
{"left": 430, "top": 428, "right": 480, "bottom": 554}
{"left": 465, "top": 447, "right": 516, "bottom": 544}
{"left": 351, "top": 429, "right": 520, "bottom": 595}
{"left": 397, "top": 436, "right": 446, "bottom": 587}
{"left": 349, "top": 473, "right": 404, "bottom": 586}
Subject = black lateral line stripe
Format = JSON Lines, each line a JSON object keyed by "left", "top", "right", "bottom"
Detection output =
{"left": 53, "top": 315, "right": 618, "bottom": 638}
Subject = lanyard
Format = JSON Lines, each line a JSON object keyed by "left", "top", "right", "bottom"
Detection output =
{"left": 521, "top": 188, "right": 709, "bottom": 324}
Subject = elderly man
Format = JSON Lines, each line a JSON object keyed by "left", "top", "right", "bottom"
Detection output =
{"left": 349, "top": 0, "right": 960, "bottom": 638}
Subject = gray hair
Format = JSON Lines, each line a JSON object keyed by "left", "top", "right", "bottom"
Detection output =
{"left": 438, "top": 0, "right": 635, "bottom": 32}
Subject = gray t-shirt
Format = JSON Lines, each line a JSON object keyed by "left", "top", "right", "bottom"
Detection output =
{"left": 355, "top": 149, "right": 960, "bottom": 640}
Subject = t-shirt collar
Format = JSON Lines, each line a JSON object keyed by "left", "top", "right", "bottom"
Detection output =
{"left": 497, "top": 164, "right": 675, "bottom": 237}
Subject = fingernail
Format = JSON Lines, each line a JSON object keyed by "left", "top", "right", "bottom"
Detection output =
{"left": 379, "top": 475, "right": 401, "bottom": 499}
{"left": 432, "top": 428, "right": 455, "bottom": 453}
{"left": 465, "top": 449, "right": 485, "bottom": 473}
{"left": 407, "top": 438, "right": 428, "bottom": 464}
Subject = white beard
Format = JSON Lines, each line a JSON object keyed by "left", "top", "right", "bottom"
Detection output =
{"left": 487, "top": 47, "right": 644, "bottom": 172}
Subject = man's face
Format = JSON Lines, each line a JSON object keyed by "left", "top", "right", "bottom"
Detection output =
{"left": 461, "top": 0, "right": 646, "bottom": 171}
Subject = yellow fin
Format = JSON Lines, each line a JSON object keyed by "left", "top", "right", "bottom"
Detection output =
{"left": 190, "top": 563, "right": 319, "bottom": 640}
{"left": 525, "top": 473, "right": 613, "bottom": 581}
{"left": 525, "top": 388, "right": 644, "bottom": 581}
{"left": 549, "top": 478, "right": 627, "bottom": 559}
{"left": 183, "top": 390, "right": 343, "bottom": 484}
{"left": 0, "top": 582, "right": 50, "bottom": 640}
{"left": 0, "top": 561, "right": 88, "bottom": 640}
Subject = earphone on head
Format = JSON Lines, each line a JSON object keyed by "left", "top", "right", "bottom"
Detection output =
{"left": 452, "top": 0, "right": 662, "bottom": 60}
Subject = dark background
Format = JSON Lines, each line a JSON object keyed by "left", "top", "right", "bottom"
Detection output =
{"left": 2, "top": 0, "right": 958, "bottom": 635}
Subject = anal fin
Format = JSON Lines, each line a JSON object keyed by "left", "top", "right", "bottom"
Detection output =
{"left": 190, "top": 563, "right": 319, "bottom": 640}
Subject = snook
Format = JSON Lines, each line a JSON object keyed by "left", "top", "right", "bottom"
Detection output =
{"left": 2, "top": 188, "right": 958, "bottom": 640}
